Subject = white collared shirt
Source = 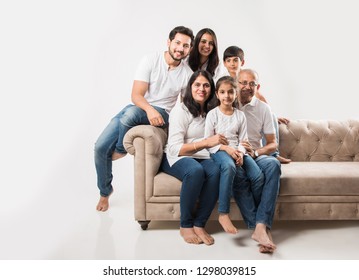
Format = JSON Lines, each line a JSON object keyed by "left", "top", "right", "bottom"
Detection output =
{"left": 237, "top": 96, "right": 275, "bottom": 150}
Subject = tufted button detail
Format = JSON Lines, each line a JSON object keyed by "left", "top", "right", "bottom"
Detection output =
{"left": 328, "top": 209, "right": 332, "bottom": 214}
{"left": 303, "top": 209, "right": 307, "bottom": 214}
{"left": 171, "top": 209, "right": 175, "bottom": 214}
{"left": 355, "top": 209, "right": 359, "bottom": 214}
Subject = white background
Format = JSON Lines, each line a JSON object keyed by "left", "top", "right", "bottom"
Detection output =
{"left": 0, "top": 0, "right": 358, "bottom": 262}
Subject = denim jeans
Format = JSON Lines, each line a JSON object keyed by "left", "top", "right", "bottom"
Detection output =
{"left": 94, "top": 104, "right": 169, "bottom": 197}
{"left": 211, "top": 151, "right": 265, "bottom": 214}
{"left": 160, "top": 155, "right": 220, "bottom": 228}
{"left": 242, "top": 155, "right": 265, "bottom": 206}
{"left": 210, "top": 151, "right": 237, "bottom": 214}
{"left": 233, "top": 155, "right": 281, "bottom": 229}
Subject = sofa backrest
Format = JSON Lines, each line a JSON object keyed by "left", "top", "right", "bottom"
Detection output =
{"left": 279, "top": 119, "right": 359, "bottom": 162}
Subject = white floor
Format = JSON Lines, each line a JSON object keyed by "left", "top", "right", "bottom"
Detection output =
{"left": 1, "top": 155, "right": 359, "bottom": 261}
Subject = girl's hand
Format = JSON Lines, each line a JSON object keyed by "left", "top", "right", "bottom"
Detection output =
{"left": 223, "top": 146, "right": 243, "bottom": 166}
{"left": 234, "top": 150, "right": 244, "bottom": 166}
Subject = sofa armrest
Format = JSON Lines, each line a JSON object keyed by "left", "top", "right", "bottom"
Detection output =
{"left": 123, "top": 125, "right": 168, "bottom": 221}
{"left": 123, "top": 125, "right": 167, "bottom": 156}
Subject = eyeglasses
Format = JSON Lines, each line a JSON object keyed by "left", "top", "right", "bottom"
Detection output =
{"left": 238, "top": 81, "right": 258, "bottom": 88}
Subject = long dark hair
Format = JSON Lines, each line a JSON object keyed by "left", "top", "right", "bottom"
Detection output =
{"left": 183, "top": 70, "right": 216, "bottom": 118}
{"left": 188, "top": 28, "right": 219, "bottom": 77}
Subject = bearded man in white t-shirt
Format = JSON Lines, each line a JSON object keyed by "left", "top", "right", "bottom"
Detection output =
{"left": 234, "top": 69, "right": 281, "bottom": 254}
{"left": 94, "top": 26, "right": 194, "bottom": 211}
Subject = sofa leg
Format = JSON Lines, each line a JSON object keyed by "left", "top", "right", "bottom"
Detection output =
{"left": 138, "top": 220, "right": 150, "bottom": 230}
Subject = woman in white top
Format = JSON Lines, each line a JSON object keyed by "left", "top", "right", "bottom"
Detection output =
{"left": 187, "top": 28, "right": 229, "bottom": 83}
{"left": 160, "top": 70, "right": 228, "bottom": 245}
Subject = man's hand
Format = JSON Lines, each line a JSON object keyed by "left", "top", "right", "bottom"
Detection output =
{"left": 240, "top": 140, "right": 255, "bottom": 158}
{"left": 278, "top": 117, "right": 290, "bottom": 125}
{"left": 146, "top": 107, "right": 165, "bottom": 127}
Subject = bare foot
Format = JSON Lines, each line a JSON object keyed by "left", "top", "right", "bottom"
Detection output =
{"left": 218, "top": 214, "right": 238, "bottom": 234}
{"left": 96, "top": 190, "right": 113, "bottom": 212}
{"left": 259, "top": 245, "right": 275, "bottom": 253}
{"left": 259, "top": 230, "right": 276, "bottom": 253}
{"left": 276, "top": 155, "right": 291, "bottom": 164}
{"left": 251, "top": 223, "right": 276, "bottom": 250}
{"left": 112, "top": 151, "right": 126, "bottom": 161}
{"left": 96, "top": 196, "right": 110, "bottom": 211}
{"left": 193, "top": 226, "right": 215, "bottom": 245}
{"left": 180, "top": 227, "right": 202, "bottom": 245}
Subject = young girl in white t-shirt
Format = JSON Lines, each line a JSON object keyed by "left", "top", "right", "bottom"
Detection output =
{"left": 204, "top": 76, "right": 264, "bottom": 234}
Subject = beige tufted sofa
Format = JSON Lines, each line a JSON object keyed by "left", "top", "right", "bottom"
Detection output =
{"left": 124, "top": 119, "right": 359, "bottom": 230}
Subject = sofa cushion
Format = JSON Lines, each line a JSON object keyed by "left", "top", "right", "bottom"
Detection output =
{"left": 153, "top": 162, "right": 359, "bottom": 197}
{"left": 153, "top": 172, "right": 182, "bottom": 196}
{"left": 280, "top": 162, "right": 359, "bottom": 196}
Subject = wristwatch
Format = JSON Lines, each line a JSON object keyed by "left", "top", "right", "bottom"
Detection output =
{"left": 254, "top": 150, "right": 259, "bottom": 158}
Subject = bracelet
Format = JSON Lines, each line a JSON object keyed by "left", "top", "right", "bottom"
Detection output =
{"left": 193, "top": 142, "right": 198, "bottom": 152}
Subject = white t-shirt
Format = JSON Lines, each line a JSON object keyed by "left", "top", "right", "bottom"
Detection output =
{"left": 134, "top": 52, "right": 193, "bottom": 113}
{"left": 237, "top": 96, "right": 275, "bottom": 150}
{"left": 165, "top": 103, "right": 210, "bottom": 166}
{"left": 204, "top": 107, "right": 248, "bottom": 154}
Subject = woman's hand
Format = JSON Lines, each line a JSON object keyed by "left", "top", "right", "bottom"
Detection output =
{"left": 205, "top": 134, "right": 228, "bottom": 147}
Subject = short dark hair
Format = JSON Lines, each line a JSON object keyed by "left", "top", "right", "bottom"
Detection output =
{"left": 188, "top": 28, "right": 219, "bottom": 77}
{"left": 169, "top": 26, "right": 194, "bottom": 46}
{"left": 183, "top": 70, "right": 216, "bottom": 118}
{"left": 223, "top": 46, "right": 244, "bottom": 62}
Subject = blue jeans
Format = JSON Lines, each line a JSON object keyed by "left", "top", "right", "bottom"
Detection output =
{"left": 210, "top": 151, "right": 264, "bottom": 214}
{"left": 242, "top": 154, "right": 265, "bottom": 206}
{"left": 233, "top": 155, "right": 281, "bottom": 229}
{"left": 94, "top": 104, "right": 169, "bottom": 197}
{"left": 160, "top": 155, "right": 220, "bottom": 228}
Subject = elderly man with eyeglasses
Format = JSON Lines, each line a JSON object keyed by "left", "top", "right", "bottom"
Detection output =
{"left": 233, "top": 68, "right": 281, "bottom": 254}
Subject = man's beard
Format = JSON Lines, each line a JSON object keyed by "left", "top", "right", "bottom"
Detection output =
{"left": 168, "top": 48, "right": 184, "bottom": 61}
